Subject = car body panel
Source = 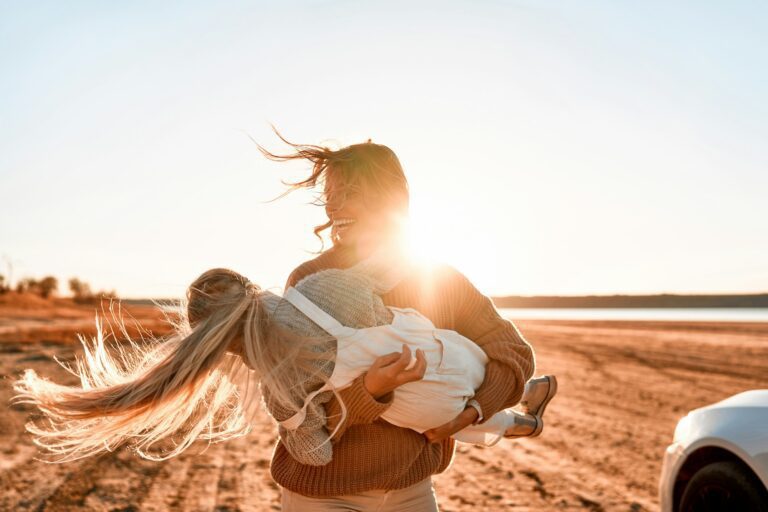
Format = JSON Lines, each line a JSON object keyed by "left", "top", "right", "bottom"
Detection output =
{"left": 659, "top": 390, "right": 768, "bottom": 512}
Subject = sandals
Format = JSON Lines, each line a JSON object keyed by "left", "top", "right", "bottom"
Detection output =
{"left": 504, "top": 375, "right": 558, "bottom": 439}
{"left": 520, "top": 375, "right": 558, "bottom": 418}
{"left": 503, "top": 411, "right": 543, "bottom": 439}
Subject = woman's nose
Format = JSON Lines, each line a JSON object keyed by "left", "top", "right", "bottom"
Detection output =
{"left": 325, "top": 196, "right": 349, "bottom": 217}
{"left": 325, "top": 201, "right": 340, "bottom": 218}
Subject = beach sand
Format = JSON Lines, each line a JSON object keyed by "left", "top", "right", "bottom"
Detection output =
{"left": 1, "top": 298, "right": 766, "bottom": 511}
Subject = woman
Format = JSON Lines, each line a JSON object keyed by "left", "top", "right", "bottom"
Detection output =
{"left": 260, "top": 134, "right": 537, "bottom": 511}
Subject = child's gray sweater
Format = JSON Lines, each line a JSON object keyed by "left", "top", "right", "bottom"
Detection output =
{"left": 259, "top": 267, "right": 393, "bottom": 466}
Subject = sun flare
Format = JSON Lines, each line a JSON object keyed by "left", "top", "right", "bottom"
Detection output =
{"left": 404, "top": 197, "right": 471, "bottom": 268}
{"left": 399, "top": 193, "right": 503, "bottom": 294}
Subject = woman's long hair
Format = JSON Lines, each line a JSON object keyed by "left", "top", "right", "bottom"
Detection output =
{"left": 12, "top": 268, "right": 333, "bottom": 462}
{"left": 256, "top": 127, "right": 410, "bottom": 250}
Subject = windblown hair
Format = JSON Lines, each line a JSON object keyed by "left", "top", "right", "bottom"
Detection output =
{"left": 13, "top": 268, "right": 334, "bottom": 462}
{"left": 257, "top": 127, "right": 410, "bottom": 249}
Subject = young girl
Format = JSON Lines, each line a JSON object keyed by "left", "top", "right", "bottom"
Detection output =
{"left": 274, "top": 250, "right": 558, "bottom": 461}
{"left": 13, "top": 257, "right": 555, "bottom": 464}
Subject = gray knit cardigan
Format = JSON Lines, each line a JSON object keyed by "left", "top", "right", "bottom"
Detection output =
{"left": 259, "top": 266, "right": 394, "bottom": 466}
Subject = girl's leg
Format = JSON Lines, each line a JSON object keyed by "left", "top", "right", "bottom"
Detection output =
{"left": 452, "top": 409, "right": 510, "bottom": 446}
{"left": 453, "top": 409, "right": 539, "bottom": 446}
{"left": 453, "top": 374, "right": 558, "bottom": 446}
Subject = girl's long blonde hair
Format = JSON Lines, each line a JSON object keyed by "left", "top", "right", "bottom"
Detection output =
{"left": 13, "top": 268, "right": 333, "bottom": 462}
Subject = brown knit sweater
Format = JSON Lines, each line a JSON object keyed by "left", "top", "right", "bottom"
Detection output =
{"left": 270, "top": 244, "right": 536, "bottom": 497}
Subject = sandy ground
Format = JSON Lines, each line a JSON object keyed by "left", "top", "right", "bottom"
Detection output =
{"left": 1, "top": 297, "right": 767, "bottom": 511}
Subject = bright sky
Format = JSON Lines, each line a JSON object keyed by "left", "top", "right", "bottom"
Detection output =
{"left": 1, "top": 1, "right": 767, "bottom": 298}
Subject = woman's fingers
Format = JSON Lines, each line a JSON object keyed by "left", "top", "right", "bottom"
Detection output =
{"left": 423, "top": 415, "right": 460, "bottom": 442}
{"left": 389, "top": 344, "right": 412, "bottom": 371}
{"left": 415, "top": 347, "right": 427, "bottom": 374}
{"left": 423, "top": 406, "right": 479, "bottom": 443}
{"left": 371, "top": 351, "right": 404, "bottom": 369}
{"left": 423, "top": 424, "right": 451, "bottom": 443}
{"left": 365, "top": 346, "right": 427, "bottom": 397}
{"left": 399, "top": 349, "right": 427, "bottom": 383}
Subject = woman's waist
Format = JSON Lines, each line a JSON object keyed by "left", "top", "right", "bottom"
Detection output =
{"left": 271, "top": 422, "right": 453, "bottom": 493}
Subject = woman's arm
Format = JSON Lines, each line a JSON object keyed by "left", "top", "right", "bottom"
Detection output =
{"left": 424, "top": 266, "right": 535, "bottom": 442}
{"left": 263, "top": 385, "right": 335, "bottom": 466}
{"left": 452, "top": 266, "right": 535, "bottom": 417}
{"left": 264, "top": 349, "right": 419, "bottom": 464}
{"left": 324, "top": 346, "right": 426, "bottom": 440}
{"left": 323, "top": 374, "right": 393, "bottom": 441}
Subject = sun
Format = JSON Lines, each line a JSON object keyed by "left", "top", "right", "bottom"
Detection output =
{"left": 403, "top": 213, "right": 445, "bottom": 265}
{"left": 402, "top": 195, "right": 468, "bottom": 266}
{"left": 399, "top": 193, "right": 501, "bottom": 294}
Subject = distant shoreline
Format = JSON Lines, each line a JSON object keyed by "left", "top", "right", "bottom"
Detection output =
{"left": 121, "top": 293, "right": 768, "bottom": 309}
{"left": 491, "top": 293, "right": 768, "bottom": 309}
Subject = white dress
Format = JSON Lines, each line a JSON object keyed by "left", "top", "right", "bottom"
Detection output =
{"left": 279, "top": 287, "right": 517, "bottom": 446}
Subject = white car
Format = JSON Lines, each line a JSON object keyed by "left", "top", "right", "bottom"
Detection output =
{"left": 660, "top": 390, "right": 768, "bottom": 511}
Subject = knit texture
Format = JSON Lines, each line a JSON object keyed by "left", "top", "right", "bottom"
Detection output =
{"left": 260, "top": 268, "right": 393, "bottom": 466}
{"left": 269, "top": 244, "right": 536, "bottom": 497}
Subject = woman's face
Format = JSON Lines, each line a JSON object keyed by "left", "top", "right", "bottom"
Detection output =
{"left": 324, "top": 173, "right": 401, "bottom": 256}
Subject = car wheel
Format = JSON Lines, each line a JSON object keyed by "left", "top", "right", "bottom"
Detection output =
{"left": 680, "top": 461, "right": 768, "bottom": 512}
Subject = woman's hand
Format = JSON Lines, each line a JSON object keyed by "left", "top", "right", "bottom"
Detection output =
{"left": 423, "top": 406, "right": 479, "bottom": 443}
{"left": 363, "top": 345, "right": 427, "bottom": 399}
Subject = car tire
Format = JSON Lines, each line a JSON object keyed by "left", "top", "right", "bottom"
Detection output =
{"left": 680, "top": 461, "right": 768, "bottom": 512}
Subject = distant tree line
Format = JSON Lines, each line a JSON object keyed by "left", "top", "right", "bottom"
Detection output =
{"left": 0, "top": 274, "right": 117, "bottom": 303}
{"left": 0, "top": 274, "right": 59, "bottom": 298}
{"left": 67, "top": 277, "right": 117, "bottom": 303}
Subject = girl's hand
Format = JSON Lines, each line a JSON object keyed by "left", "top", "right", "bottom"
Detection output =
{"left": 364, "top": 345, "right": 427, "bottom": 399}
{"left": 423, "top": 406, "right": 479, "bottom": 443}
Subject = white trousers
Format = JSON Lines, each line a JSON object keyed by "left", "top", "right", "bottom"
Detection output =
{"left": 452, "top": 408, "right": 517, "bottom": 446}
{"left": 281, "top": 478, "right": 439, "bottom": 512}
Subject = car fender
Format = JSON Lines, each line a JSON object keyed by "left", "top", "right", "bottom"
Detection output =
{"left": 660, "top": 393, "right": 768, "bottom": 511}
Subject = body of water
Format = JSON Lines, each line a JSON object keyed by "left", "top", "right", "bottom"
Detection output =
{"left": 159, "top": 303, "right": 768, "bottom": 322}
{"left": 498, "top": 308, "right": 768, "bottom": 322}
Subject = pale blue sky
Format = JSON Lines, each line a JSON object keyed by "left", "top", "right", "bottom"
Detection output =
{"left": 1, "top": 1, "right": 766, "bottom": 298}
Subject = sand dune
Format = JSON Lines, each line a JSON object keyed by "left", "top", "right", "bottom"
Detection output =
{"left": 1, "top": 303, "right": 766, "bottom": 511}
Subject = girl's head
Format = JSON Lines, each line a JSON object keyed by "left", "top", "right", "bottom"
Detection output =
{"left": 13, "top": 268, "right": 332, "bottom": 462}
{"left": 259, "top": 130, "right": 409, "bottom": 255}
{"left": 186, "top": 267, "right": 259, "bottom": 355}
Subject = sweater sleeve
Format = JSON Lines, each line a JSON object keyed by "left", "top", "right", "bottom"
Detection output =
{"left": 324, "top": 375, "right": 394, "bottom": 441}
{"left": 263, "top": 385, "right": 334, "bottom": 466}
{"left": 448, "top": 267, "right": 536, "bottom": 420}
{"left": 264, "top": 377, "right": 392, "bottom": 465}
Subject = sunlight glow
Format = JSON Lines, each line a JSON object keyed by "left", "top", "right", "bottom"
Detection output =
{"left": 403, "top": 197, "right": 448, "bottom": 266}
{"left": 400, "top": 190, "right": 512, "bottom": 294}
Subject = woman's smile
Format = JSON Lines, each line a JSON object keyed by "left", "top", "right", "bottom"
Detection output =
{"left": 332, "top": 218, "right": 357, "bottom": 233}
